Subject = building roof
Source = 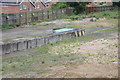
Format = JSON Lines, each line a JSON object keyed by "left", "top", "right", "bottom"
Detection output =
{"left": 0, "top": 0, "right": 22, "bottom": 3}
{"left": 92, "top": 0, "right": 112, "bottom": 2}
{"left": 0, "top": 0, "right": 37, "bottom": 6}
{"left": 0, "top": 0, "right": 53, "bottom": 8}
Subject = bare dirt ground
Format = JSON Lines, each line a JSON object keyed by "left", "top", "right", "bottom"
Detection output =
{"left": 2, "top": 29, "right": 118, "bottom": 78}
{"left": 2, "top": 18, "right": 118, "bottom": 78}
{"left": 37, "top": 32, "right": 118, "bottom": 78}
{"left": 2, "top": 18, "right": 117, "bottom": 41}
{"left": 41, "top": 64, "right": 117, "bottom": 78}
{"left": 2, "top": 19, "right": 72, "bottom": 41}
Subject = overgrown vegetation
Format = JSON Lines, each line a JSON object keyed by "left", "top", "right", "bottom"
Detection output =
{"left": 51, "top": 2, "right": 87, "bottom": 14}
{"left": 69, "top": 9, "right": 118, "bottom": 21}
{"left": 0, "top": 24, "right": 20, "bottom": 30}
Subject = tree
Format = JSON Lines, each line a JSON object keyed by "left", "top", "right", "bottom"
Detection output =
{"left": 66, "top": 2, "right": 87, "bottom": 14}
{"left": 51, "top": 2, "right": 88, "bottom": 14}
{"left": 113, "top": 2, "right": 120, "bottom": 7}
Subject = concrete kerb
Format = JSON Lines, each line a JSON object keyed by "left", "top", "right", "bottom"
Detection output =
{"left": 36, "top": 37, "right": 45, "bottom": 47}
{"left": 17, "top": 39, "right": 28, "bottom": 51}
{"left": 30, "top": 38, "right": 37, "bottom": 48}
{"left": 2, "top": 42, "right": 11, "bottom": 54}
{"left": 48, "top": 34, "right": 63, "bottom": 43}
{"left": 1, "top": 28, "right": 85, "bottom": 54}
{"left": 10, "top": 41, "right": 18, "bottom": 52}
{"left": 44, "top": 36, "right": 49, "bottom": 44}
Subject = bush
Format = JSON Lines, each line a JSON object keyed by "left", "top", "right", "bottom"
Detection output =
{"left": 0, "top": 24, "right": 20, "bottom": 30}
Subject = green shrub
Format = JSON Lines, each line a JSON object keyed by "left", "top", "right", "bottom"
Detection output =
{"left": 0, "top": 24, "right": 18, "bottom": 30}
{"left": 69, "top": 9, "right": 118, "bottom": 21}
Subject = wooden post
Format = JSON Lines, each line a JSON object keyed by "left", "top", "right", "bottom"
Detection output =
{"left": 104, "top": 6, "right": 105, "bottom": 11}
{"left": 47, "top": 10, "right": 49, "bottom": 19}
{"left": 19, "top": 13, "right": 21, "bottom": 25}
{"left": 52, "top": 10, "right": 54, "bottom": 19}
{"left": 25, "top": 12, "right": 27, "bottom": 24}
{"left": 6, "top": 14, "right": 8, "bottom": 24}
{"left": 92, "top": 7, "right": 94, "bottom": 12}
{"left": 0, "top": 13, "right": 2, "bottom": 26}
{"left": 104, "top": 6, "right": 106, "bottom": 11}
{"left": 102, "top": 7, "right": 103, "bottom": 12}
{"left": 93, "top": 7, "right": 94, "bottom": 12}
{"left": 31, "top": 12, "right": 33, "bottom": 22}
{"left": 42, "top": 10, "right": 44, "bottom": 20}
{"left": 13, "top": 14, "right": 15, "bottom": 25}
{"left": 37, "top": 11, "right": 39, "bottom": 20}
{"left": 88, "top": 7, "right": 89, "bottom": 14}
{"left": 37, "top": 11, "right": 39, "bottom": 21}
{"left": 55, "top": 9, "right": 57, "bottom": 19}
{"left": 60, "top": 9, "right": 62, "bottom": 17}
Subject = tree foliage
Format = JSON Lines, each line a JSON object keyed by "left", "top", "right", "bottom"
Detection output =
{"left": 51, "top": 2, "right": 87, "bottom": 14}
{"left": 113, "top": 2, "right": 120, "bottom": 7}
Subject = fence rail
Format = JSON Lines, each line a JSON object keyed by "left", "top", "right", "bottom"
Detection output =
{"left": 1, "top": 6, "right": 113, "bottom": 26}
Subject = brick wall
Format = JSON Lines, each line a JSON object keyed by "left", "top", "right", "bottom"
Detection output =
{"left": 1, "top": 5, "right": 20, "bottom": 14}
{"left": 35, "top": 2, "right": 46, "bottom": 11}
{"left": 0, "top": 2, "right": 47, "bottom": 14}
{"left": 87, "top": 2, "right": 113, "bottom": 7}
{"left": 107, "top": 2, "right": 113, "bottom": 6}
{"left": 20, "top": 2, "right": 35, "bottom": 13}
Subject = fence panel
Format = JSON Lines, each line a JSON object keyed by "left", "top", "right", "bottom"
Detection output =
{"left": 1, "top": 7, "right": 113, "bottom": 26}
{"left": 43, "top": 11, "right": 48, "bottom": 20}
{"left": 37, "top": 11, "right": 43, "bottom": 20}
{"left": 48, "top": 10, "right": 53, "bottom": 19}
{"left": 20, "top": 13, "right": 27, "bottom": 24}
{"left": 32, "top": 12, "right": 39, "bottom": 22}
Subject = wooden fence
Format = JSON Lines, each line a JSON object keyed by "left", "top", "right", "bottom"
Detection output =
{"left": 1, "top": 6, "right": 113, "bottom": 26}
{"left": 1, "top": 8, "right": 73, "bottom": 26}
{"left": 86, "top": 6, "right": 113, "bottom": 13}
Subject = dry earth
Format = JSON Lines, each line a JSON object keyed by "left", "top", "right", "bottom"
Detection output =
{"left": 2, "top": 18, "right": 118, "bottom": 78}
{"left": 37, "top": 32, "right": 118, "bottom": 78}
